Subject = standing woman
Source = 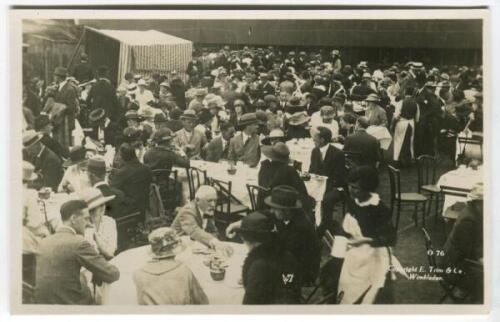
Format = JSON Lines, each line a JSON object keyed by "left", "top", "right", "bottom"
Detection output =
{"left": 392, "top": 87, "right": 419, "bottom": 166}
{"left": 337, "top": 166, "right": 406, "bottom": 304}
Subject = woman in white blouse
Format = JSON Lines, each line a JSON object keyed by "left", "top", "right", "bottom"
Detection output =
{"left": 82, "top": 187, "right": 117, "bottom": 260}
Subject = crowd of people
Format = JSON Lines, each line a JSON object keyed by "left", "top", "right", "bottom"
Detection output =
{"left": 21, "top": 45, "right": 484, "bottom": 305}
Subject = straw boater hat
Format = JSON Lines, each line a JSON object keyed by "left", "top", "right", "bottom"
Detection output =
{"left": 148, "top": 227, "right": 185, "bottom": 260}
{"left": 261, "top": 142, "right": 290, "bottom": 163}
{"left": 180, "top": 109, "right": 198, "bottom": 120}
{"left": 261, "top": 129, "right": 285, "bottom": 145}
{"left": 264, "top": 185, "right": 302, "bottom": 209}
{"left": 288, "top": 112, "right": 311, "bottom": 126}
{"left": 87, "top": 157, "right": 107, "bottom": 176}
{"left": 81, "top": 187, "right": 115, "bottom": 210}
{"left": 88, "top": 108, "right": 106, "bottom": 124}
{"left": 63, "top": 146, "right": 88, "bottom": 168}
{"left": 23, "top": 161, "right": 38, "bottom": 182}
{"left": 365, "top": 93, "right": 381, "bottom": 103}
{"left": 22, "top": 130, "right": 43, "bottom": 149}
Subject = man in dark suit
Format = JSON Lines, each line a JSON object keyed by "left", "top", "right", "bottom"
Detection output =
{"left": 143, "top": 127, "right": 190, "bottom": 171}
{"left": 109, "top": 143, "right": 152, "bottom": 221}
{"left": 34, "top": 114, "right": 69, "bottom": 160}
{"left": 228, "top": 113, "right": 261, "bottom": 167}
{"left": 86, "top": 108, "right": 123, "bottom": 147}
{"left": 72, "top": 53, "right": 94, "bottom": 83}
{"left": 23, "top": 130, "right": 63, "bottom": 191}
{"left": 35, "top": 200, "right": 120, "bottom": 304}
{"left": 87, "top": 157, "right": 126, "bottom": 219}
{"left": 309, "top": 126, "right": 347, "bottom": 237}
{"left": 86, "top": 65, "right": 120, "bottom": 122}
{"left": 343, "top": 116, "right": 380, "bottom": 168}
{"left": 53, "top": 66, "right": 78, "bottom": 149}
{"left": 202, "top": 122, "right": 235, "bottom": 162}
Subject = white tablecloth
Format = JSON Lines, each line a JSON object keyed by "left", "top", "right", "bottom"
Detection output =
{"left": 186, "top": 159, "right": 328, "bottom": 226}
{"left": 437, "top": 166, "right": 483, "bottom": 219}
{"left": 366, "top": 125, "right": 392, "bottom": 150}
{"left": 103, "top": 239, "right": 247, "bottom": 305}
{"left": 286, "top": 138, "right": 343, "bottom": 173}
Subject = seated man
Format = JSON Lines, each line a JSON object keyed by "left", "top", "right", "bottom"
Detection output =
{"left": 441, "top": 183, "right": 484, "bottom": 303}
{"left": 343, "top": 116, "right": 380, "bottom": 168}
{"left": 109, "top": 143, "right": 152, "bottom": 220}
{"left": 174, "top": 109, "right": 208, "bottom": 159}
{"left": 227, "top": 113, "right": 261, "bottom": 167}
{"left": 133, "top": 227, "right": 208, "bottom": 305}
{"left": 144, "top": 127, "right": 190, "bottom": 171}
{"left": 202, "top": 122, "right": 235, "bottom": 162}
{"left": 34, "top": 200, "right": 120, "bottom": 304}
{"left": 309, "top": 126, "right": 347, "bottom": 237}
{"left": 171, "top": 185, "right": 230, "bottom": 253}
{"left": 22, "top": 130, "right": 63, "bottom": 191}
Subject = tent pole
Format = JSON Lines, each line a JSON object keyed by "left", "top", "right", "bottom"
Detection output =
{"left": 66, "top": 28, "right": 86, "bottom": 71}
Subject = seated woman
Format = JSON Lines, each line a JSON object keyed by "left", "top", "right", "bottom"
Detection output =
{"left": 236, "top": 211, "right": 301, "bottom": 304}
{"left": 337, "top": 166, "right": 405, "bottom": 304}
{"left": 133, "top": 227, "right": 208, "bottom": 305}
{"left": 58, "top": 145, "right": 92, "bottom": 194}
{"left": 257, "top": 142, "right": 314, "bottom": 216}
{"left": 82, "top": 188, "right": 118, "bottom": 260}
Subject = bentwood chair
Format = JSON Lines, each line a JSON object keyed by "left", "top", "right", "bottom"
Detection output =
{"left": 210, "top": 178, "right": 250, "bottom": 241}
{"left": 246, "top": 184, "right": 270, "bottom": 211}
{"left": 388, "top": 165, "right": 428, "bottom": 231}
{"left": 186, "top": 166, "right": 208, "bottom": 200}
{"left": 151, "top": 169, "right": 180, "bottom": 221}
{"left": 416, "top": 155, "right": 441, "bottom": 220}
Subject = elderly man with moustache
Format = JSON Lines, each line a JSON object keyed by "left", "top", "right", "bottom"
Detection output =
{"left": 34, "top": 200, "right": 120, "bottom": 304}
{"left": 171, "top": 185, "right": 232, "bottom": 255}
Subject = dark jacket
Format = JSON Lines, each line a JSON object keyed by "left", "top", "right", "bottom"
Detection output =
{"left": 269, "top": 209, "right": 321, "bottom": 285}
{"left": 94, "top": 182, "right": 127, "bottom": 219}
{"left": 35, "top": 226, "right": 120, "bottom": 304}
{"left": 40, "top": 134, "right": 69, "bottom": 160}
{"left": 87, "top": 120, "right": 123, "bottom": 147}
{"left": 343, "top": 129, "right": 380, "bottom": 168}
{"left": 109, "top": 158, "right": 152, "bottom": 217}
{"left": 86, "top": 79, "right": 120, "bottom": 121}
{"left": 143, "top": 145, "right": 190, "bottom": 171}
{"left": 55, "top": 82, "right": 78, "bottom": 131}
{"left": 258, "top": 160, "right": 314, "bottom": 214}
{"left": 202, "top": 136, "right": 230, "bottom": 162}
{"left": 242, "top": 241, "right": 301, "bottom": 304}
{"left": 30, "top": 146, "right": 64, "bottom": 191}
{"left": 309, "top": 144, "right": 347, "bottom": 193}
{"left": 72, "top": 62, "right": 94, "bottom": 83}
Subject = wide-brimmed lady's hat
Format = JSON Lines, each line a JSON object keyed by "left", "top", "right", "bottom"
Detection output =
{"left": 63, "top": 145, "right": 88, "bottom": 168}
{"left": 264, "top": 185, "right": 302, "bottom": 209}
{"left": 236, "top": 211, "right": 276, "bottom": 236}
{"left": 82, "top": 187, "right": 115, "bottom": 210}
{"left": 262, "top": 142, "right": 290, "bottom": 163}
{"left": 148, "top": 227, "right": 185, "bottom": 260}
{"left": 23, "top": 161, "right": 38, "bottom": 182}
{"left": 288, "top": 112, "right": 310, "bottom": 126}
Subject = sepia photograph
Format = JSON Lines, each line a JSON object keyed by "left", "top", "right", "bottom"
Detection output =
{"left": 9, "top": 7, "right": 490, "bottom": 314}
